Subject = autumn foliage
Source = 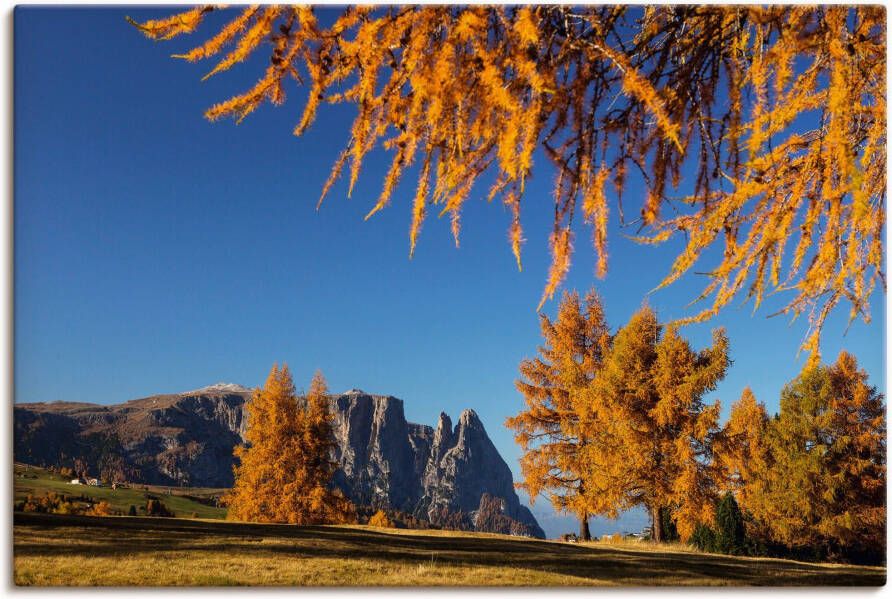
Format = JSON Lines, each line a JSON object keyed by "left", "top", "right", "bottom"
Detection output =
{"left": 130, "top": 6, "right": 885, "bottom": 362}
{"left": 90, "top": 500, "right": 112, "bottom": 517}
{"left": 226, "top": 365, "right": 354, "bottom": 524}
{"left": 508, "top": 292, "right": 730, "bottom": 542}
{"left": 367, "top": 510, "right": 394, "bottom": 528}
{"left": 505, "top": 290, "right": 611, "bottom": 540}
{"left": 18, "top": 493, "right": 78, "bottom": 515}
{"left": 511, "top": 291, "right": 884, "bottom": 559}
{"left": 733, "top": 353, "right": 886, "bottom": 560}
{"left": 582, "top": 306, "right": 730, "bottom": 542}
{"left": 713, "top": 387, "right": 771, "bottom": 514}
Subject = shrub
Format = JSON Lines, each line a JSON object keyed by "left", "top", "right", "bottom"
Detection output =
{"left": 690, "top": 523, "right": 717, "bottom": 552}
{"left": 55, "top": 501, "right": 75, "bottom": 515}
{"left": 599, "top": 533, "right": 624, "bottom": 544}
{"left": 90, "top": 501, "right": 112, "bottom": 516}
{"left": 20, "top": 495, "right": 39, "bottom": 513}
{"left": 146, "top": 498, "right": 173, "bottom": 517}
{"left": 19, "top": 492, "right": 80, "bottom": 515}
{"left": 368, "top": 510, "right": 394, "bottom": 528}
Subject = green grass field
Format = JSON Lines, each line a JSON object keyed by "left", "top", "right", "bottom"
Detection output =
{"left": 14, "top": 463, "right": 226, "bottom": 519}
{"left": 13, "top": 512, "right": 885, "bottom": 586}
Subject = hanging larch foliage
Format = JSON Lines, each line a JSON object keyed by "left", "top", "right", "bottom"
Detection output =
{"left": 129, "top": 5, "right": 885, "bottom": 362}
{"left": 505, "top": 290, "right": 611, "bottom": 541}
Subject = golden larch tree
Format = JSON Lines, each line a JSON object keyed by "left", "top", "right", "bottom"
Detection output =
{"left": 129, "top": 5, "right": 885, "bottom": 361}
{"left": 505, "top": 290, "right": 611, "bottom": 541}
{"left": 583, "top": 306, "right": 730, "bottom": 542}
{"left": 226, "top": 364, "right": 353, "bottom": 524}
{"left": 714, "top": 387, "right": 771, "bottom": 515}
{"left": 226, "top": 364, "right": 300, "bottom": 522}
{"left": 300, "top": 370, "right": 355, "bottom": 524}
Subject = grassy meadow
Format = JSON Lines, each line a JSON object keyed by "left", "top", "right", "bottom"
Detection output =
{"left": 13, "top": 512, "right": 885, "bottom": 586}
{"left": 14, "top": 463, "right": 226, "bottom": 520}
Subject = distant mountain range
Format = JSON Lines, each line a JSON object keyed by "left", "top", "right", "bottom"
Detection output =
{"left": 14, "top": 385, "right": 544, "bottom": 538}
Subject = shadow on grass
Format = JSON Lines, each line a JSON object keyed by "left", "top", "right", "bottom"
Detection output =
{"left": 13, "top": 512, "right": 886, "bottom": 586}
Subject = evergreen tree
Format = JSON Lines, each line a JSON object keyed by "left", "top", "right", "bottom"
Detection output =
{"left": 714, "top": 492, "right": 746, "bottom": 555}
{"left": 506, "top": 290, "right": 611, "bottom": 541}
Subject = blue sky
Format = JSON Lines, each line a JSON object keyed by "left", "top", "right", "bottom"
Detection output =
{"left": 14, "top": 7, "right": 884, "bottom": 538}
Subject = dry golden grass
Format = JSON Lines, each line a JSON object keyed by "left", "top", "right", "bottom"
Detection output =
{"left": 590, "top": 536, "right": 703, "bottom": 554}
{"left": 13, "top": 513, "right": 885, "bottom": 587}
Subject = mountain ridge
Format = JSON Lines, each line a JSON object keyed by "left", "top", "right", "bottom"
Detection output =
{"left": 14, "top": 386, "right": 544, "bottom": 538}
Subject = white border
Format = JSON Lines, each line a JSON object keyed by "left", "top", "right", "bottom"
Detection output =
{"left": 2, "top": 2, "right": 889, "bottom": 598}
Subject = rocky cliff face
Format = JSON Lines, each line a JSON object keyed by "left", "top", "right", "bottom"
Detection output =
{"left": 14, "top": 391, "right": 247, "bottom": 488}
{"left": 14, "top": 386, "right": 544, "bottom": 538}
{"left": 326, "top": 391, "right": 542, "bottom": 536}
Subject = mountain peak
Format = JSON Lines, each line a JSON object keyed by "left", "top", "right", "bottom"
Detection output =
{"left": 181, "top": 382, "right": 251, "bottom": 396}
{"left": 458, "top": 409, "right": 482, "bottom": 427}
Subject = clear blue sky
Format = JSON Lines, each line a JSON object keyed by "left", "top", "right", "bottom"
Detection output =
{"left": 14, "top": 7, "right": 884, "bottom": 538}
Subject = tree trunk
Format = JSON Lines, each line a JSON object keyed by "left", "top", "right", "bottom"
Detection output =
{"left": 652, "top": 505, "right": 664, "bottom": 543}
{"left": 579, "top": 513, "right": 591, "bottom": 541}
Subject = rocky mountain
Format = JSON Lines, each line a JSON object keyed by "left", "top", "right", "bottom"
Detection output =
{"left": 14, "top": 386, "right": 544, "bottom": 538}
